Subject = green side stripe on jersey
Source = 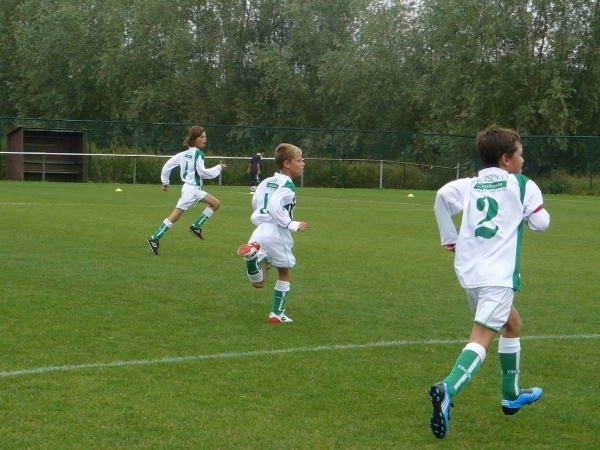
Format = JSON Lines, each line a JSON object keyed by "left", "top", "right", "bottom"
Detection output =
{"left": 513, "top": 174, "right": 529, "bottom": 203}
{"left": 512, "top": 173, "right": 528, "bottom": 291}
{"left": 512, "top": 221, "right": 523, "bottom": 291}
{"left": 194, "top": 149, "right": 202, "bottom": 186}
{"left": 283, "top": 180, "right": 296, "bottom": 192}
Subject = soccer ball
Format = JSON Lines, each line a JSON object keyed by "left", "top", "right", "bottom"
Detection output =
{"left": 251, "top": 186, "right": 256, "bottom": 192}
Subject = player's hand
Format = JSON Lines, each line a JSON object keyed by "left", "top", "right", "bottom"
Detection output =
{"left": 220, "top": 164, "right": 228, "bottom": 170}
{"left": 162, "top": 184, "right": 169, "bottom": 191}
{"left": 298, "top": 222, "right": 307, "bottom": 232}
{"left": 443, "top": 244, "right": 456, "bottom": 252}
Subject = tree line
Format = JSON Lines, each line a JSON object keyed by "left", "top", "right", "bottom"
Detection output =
{"left": 1, "top": 0, "right": 600, "bottom": 137}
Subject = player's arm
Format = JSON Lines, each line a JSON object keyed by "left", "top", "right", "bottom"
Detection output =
{"left": 434, "top": 179, "right": 468, "bottom": 248}
{"left": 196, "top": 156, "right": 224, "bottom": 179}
{"left": 268, "top": 186, "right": 301, "bottom": 231}
{"left": 523, "top": 181, "right": 550, "bottom": 232}
{"left": 160, "top": 154, "right": 181, "bottom": 188}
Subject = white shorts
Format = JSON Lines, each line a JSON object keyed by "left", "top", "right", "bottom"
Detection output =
{"left": 465, "top": 286, "right": 515, "bottom": 332}
{"left": 249, "top": 222, "right": 296, "bottom": 269}
{"left": 176, "top": 184, "right": 208, "bottom": 210}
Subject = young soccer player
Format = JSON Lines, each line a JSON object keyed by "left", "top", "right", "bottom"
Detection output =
{"left": 247, "top": 149, "right": 265, "bottom": 192}
{"left": 147, "top": 126, "right": 227, "bottom": 255}
{"left": 428, "top": 125, "right": 550, "bottom": 439}
{"left": 237, "top": 143, "right": 307, "bottom": 323}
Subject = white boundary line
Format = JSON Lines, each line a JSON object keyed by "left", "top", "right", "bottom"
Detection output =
{"left": 1, "top": 334, "right": 598, "bottom": 378}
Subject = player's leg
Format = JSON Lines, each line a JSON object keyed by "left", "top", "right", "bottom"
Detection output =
{"left": 239, "top": 225, "right": 268, "bottom": 286}
{"left": 190, "top": 193, "right": 220, "bottom": 239}
{"left": 238, "top": 241, "right": 268, "bottom": 287}
{"left": 266, "top": 230, "right": 296, "bottom": 323}
{"left": 429, "top": 287, "right": 507, "bottom": 439}
{"left": 499, "top": 305, "right": 542, "bottom": 415}
{"left": 269, "top": 268, "right": 292, "bottom": 323}
{"left": 152, "top": 208, "right": 184, "bottom": 240}
{"left": 147, "top": 208, "right": 185, "bottom": 255}
{"left": 444, "top": 323, "right": 495, "bottom": 396}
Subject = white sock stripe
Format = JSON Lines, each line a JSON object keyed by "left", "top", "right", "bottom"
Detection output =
{"left": 1, "top": 333, "right": 598, "bottom": 378}
{"left": 513, "top": 351, "right": 520, "bottom": 395}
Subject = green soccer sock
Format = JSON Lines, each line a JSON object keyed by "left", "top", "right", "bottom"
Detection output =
{"left": 271, "top": 280, "right": 290, "bottom": 315}
{"left": 246, "top": 257, "right": 260, "bottom": 276}
{"left": 152, "top": 219, "right": 172, "bottom": 240}
{"left": 499, "top": 337, "right": 521, "bottom": 400}
{"left": 193, "top": 207, "right": 214, "bottom": 228}
{"left": 443, "top": 343, "right": 485, "bottom": 398}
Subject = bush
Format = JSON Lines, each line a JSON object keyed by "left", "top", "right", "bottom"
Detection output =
{"left": 535, "top": 170, "right": 599, "bottom": 195}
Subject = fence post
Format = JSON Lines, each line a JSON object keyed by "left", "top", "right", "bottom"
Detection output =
{"left": 530, "top": 137, "right": 536, "bottom": 178}
{"left": 301, "top": 167, "right": 304, "bottom": 188}
{"left": 133, "top": 156, "right": 137, "bottom": 184}
{"left": 42, "top": 153, "right": 46, "bottom": 182}
{"left": 219, "top": 158, "right": 222, "bottom": 186}
{"left": 456, "top": 162, "right": 460, "bottom": 179}
{"left": 0, "top": 118, "right": 3, "bottom": 177}
{"left": 330, "top": 130, "right": 335, "bottom": 176}
{"left": 379, "top": 160, "right": 383, "bottom": 189}
{"left": 403, "top": 133, "right": 407, "bottom": 188}
{"left": 589, "top": 139, "right": 594, "bottom": 191}
{"left": 173, "top": 125, "right": 178, "bottom": 154}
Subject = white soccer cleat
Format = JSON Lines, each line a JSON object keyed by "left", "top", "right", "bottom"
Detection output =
{"left": 268, "top": 310, "right": 293, "bottom": 323}
{"left": 237, "top": 242, "right": 260, "bottom": 259}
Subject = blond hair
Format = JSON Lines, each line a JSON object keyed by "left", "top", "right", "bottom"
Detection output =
{"left": 183, "top": 126, "right": 206, "bottom": 147}
{"left": 274, "top": 143, "right": 302, "bottom": 169}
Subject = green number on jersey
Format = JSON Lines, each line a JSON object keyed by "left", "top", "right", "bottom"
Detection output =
{"left": 475, "top": 196, "right": 499, "bottom": 239}
{"left": 259, "top": 193, "right": 269, "bottom": 214}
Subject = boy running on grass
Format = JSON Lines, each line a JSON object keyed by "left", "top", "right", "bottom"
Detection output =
{"left": 147, "top": 126, "right": 227, "bottom": 255}
{"left": 237, "top": 143, "right": 307, "bottom": 323}
{"left": 429, "top": 125, "right": 550, "bottom": 439}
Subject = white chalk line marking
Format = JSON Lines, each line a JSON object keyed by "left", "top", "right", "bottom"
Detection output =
{"left": 1, "top": 334, "right": 598, "bottom": 378}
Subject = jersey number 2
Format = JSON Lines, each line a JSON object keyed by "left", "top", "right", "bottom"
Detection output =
{"left": 475, "top": 196, "right": 499, "bottom": 239}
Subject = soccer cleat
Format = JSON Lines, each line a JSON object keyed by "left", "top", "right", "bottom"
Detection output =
{"left": 147, "top": 237, "right": 159, "bottom": 255}
{"left": 189, "top": 225, "right": 204, "bottom": 240}
{"left": 429, "top": 382, "right": 453, "bottom": 439}
{"left": 501, "top": 387, "right": 543, "bottom": 416}
{"left": 237, "top": 242, "right": 260, "bottom": 259}
{"left": 268, "top": 310, "right": 293, "bottom": 323}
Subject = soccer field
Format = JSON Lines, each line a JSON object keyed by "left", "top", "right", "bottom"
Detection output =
{"left": 0, "top": 181, "right": 598, "bottom": 449}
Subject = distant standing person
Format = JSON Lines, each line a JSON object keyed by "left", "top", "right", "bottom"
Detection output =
{"left": 428, "top": 125, "right": 550, "bottom": 439}
{"left": 237, "top": 144, "right": 307, "bottom": 323}
{"left": 247, "top": 149, "right": 265, "bottom": 192}
{"left": 147, "top": 126, "right": 227, "bottom": 255}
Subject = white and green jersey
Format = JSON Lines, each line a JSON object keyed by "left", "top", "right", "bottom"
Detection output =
{"left": 435, "top": 167, "right": 550, "bottom": 291}
{"left": 251, "top": 172, "right": 300, "bottom": 231}
{"left": 160, "top": 147, "right": 222, "bottom": 187}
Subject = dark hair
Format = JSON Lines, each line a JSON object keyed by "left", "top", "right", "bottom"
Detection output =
{"left": 183, "top": 126, "right": 206, "bottom": 147}
{"left": 274, "top": 143, "right": 301, "bottom": 169}
{"left": 476, "top": 125, "right": 521, "bottom": 168}
{"left": 259, "top": 148, "right": 266, "bottom": 154}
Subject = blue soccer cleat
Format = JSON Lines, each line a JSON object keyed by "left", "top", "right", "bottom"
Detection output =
{"left": 429, "top": 382, "right": 453, "bottom": 439}
{"left": 501, "top": 387, "right": 543, "bottom": 415}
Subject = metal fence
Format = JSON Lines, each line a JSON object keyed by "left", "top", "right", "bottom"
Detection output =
{"left": 0, "top": 117, "right": 597, "bottom": 191}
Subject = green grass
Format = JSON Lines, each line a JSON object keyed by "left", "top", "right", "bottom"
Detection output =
{"left": 0, "top": 181, "right": 599, "bottom": 449}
